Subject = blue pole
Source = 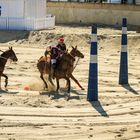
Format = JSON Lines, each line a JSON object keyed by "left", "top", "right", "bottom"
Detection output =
{"left": 87, "top": 24, "right": 98, "bottom": 101}
{"left": 0, "top": 6, "right": 1, "bottom": 16}
{"left": 119, "top": 18, "right": 128, "bottom": 85}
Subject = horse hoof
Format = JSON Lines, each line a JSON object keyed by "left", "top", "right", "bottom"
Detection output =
{"left": 44, "top": 88, "right": 49, "bottom": 91}
{"left": 81, "top": 88, "right": 85, "bottom": 90}
{"left": 65, "top": 92, "right": 70, "bottom": 101}
{"left": 65, "top": 96, "right": 70, "bottom": 101}
{"left": 56, "top": 89, "right": 60, "bottom": 93}
{"left": 5, "top": 88, "right": 8, "bottom": 91}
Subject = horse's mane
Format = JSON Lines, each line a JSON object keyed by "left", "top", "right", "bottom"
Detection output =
{"left": 0, "top": 49, "right": 10, "bottom": 57}
{"left": 0, "top": 50, "right": 5, "bottom": 56}
{"left": 60, "top": 52, "right": 75, "bottom": 64}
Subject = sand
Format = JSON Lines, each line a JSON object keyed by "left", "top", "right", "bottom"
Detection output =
{"left": 0, "top": 25, "right": 140, "bottom": 140}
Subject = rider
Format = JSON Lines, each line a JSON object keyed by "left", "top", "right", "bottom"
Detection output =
{"left": 50, "top": 37, "right": 67, "bottom": 78}
{"left": 56, "top": 37, "right": 66, "bottom": 55}
{"left": 44, "top": 37, "right": 67, "bottom": 78}
{"left": 49, "top": 45, "right": 59, "bottom": 78}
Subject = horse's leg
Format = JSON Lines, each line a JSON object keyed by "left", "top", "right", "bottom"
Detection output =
{"left": 48, "top": 74, "right": 55, "bottom": 86}
{"left": 65, "top": 77, "right": 70, "bottom": 93}
{"left": 0, "top": 75, "right": 1, "bottom": 90}
{"left": 40, "top": 73, "right": 48, "bottom": 89}
{"left": 64, "top": 77, "right": 71, "bottom": 101}
{"left": 2, "top": 73, "right": 8, "bottom": 91}
{"left": 69, "top": 74, "right": 85, "bottom": 90}
{"left": 56, "top": 78, "right": 60, "bottom": 92}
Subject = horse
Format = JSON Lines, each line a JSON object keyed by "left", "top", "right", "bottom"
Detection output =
{"left": 0, "top": 47, "right": 18, "bottom": 90}
{"left": 37, "top": 46, "right": 84, "bottom": 95}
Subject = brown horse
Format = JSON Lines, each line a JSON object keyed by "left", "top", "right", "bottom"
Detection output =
{"left": 0, "top": 47, "right": 18, "bottom": 90}
{"left": 37, "top": 46, "right": 84, "bottom": 94}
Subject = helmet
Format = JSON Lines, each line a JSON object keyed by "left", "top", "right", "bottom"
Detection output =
{"left": 58, "top": 38, "right": 64, "bottom": 43}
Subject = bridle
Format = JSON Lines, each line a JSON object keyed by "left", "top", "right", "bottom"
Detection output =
{"left": 0, "top": 56, "right": 8, "bottom": 60}
{"left": 0, "top": 50, "right": 4, "bottom": 53}
{"left": 0, "top": 50, "right": 8, "bottom": 60}
{"left": 0, "top": 49, "right": 16, "bottom": 61}
{"left": 69, "top": 52, "right": 76, "bottom": 61}
{"left": 69, "top": 51, "right": 81, "bottom": 71}
{"left": 73, "top": 57, "right": 80, "bottom": 71}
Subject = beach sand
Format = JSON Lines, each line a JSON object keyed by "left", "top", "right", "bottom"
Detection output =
{"left": 0, "top": 25, "right": 140, "bottom": 140}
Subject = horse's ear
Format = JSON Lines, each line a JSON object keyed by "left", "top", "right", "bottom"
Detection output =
{"left": 71, "top": 46, "right": 74, "bottom": 49}
{"left": 75, "top": 46, "right": 77, "bottom": 49}
{"left": 9, "top": 47, "right": 12, "bottom": 50}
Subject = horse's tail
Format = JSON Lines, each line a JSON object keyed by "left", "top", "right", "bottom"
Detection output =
{"left": 38, "top": 55, "right": 51, "bottom": 63}
{"left": 38, "top": 56, "right": 44, "bottom": 62}
{"left": 37, "top": 56, "right": 51, "bottom": 74}
{"left": 37, "top": 56, "right": 44, "bottom": 70}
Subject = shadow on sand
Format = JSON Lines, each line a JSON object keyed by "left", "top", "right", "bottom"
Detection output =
{"left": 40, "top": 90, "right": 81, "bottom": 100}
{"left": 0, "top": 89, "right": 19, "bottom": 94}
{"left": 122, "top": 84, "right": 139, "bottom": 95}
{"left": 89, "top": 101, "right": 109, "bottom": 117}
{"left": 70, "top": 88, "right": 86, "bottom": 96}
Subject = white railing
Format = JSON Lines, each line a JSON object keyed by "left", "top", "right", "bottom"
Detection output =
{"left": 0, "top": 16, "right": 55, "bottom": 30}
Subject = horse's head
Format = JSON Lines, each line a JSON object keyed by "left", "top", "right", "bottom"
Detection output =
{"left": 70, "top": 46, "right": 84, "bottom": 59}
{"left": 6, "top": 47, "right": 18, "bottom": 62}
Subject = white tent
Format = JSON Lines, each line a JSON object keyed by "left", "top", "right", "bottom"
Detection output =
{"left": 107, "top": 0, "right": 140, "bottom": 4}
{"left": 0, "top": 0, "right": 55, "bottom": 30}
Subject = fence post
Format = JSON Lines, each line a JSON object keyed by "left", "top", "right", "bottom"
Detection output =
{"left": 119, "top": 18, "right": 128, "bottom": 85}
{"left": 87, "top": 24, "right": 98, "bottom": 101}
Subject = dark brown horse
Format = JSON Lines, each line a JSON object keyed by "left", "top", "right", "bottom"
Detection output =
{"left": 37, "top": 46, "right": 84, "bottom": 94}
{"left": 0, "top": 47, "right": 18, "bottom": 90}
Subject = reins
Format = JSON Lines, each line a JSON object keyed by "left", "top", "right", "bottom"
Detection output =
{"left": 69, "top": 53, "right": 75, "bottom": 60}
{"left": 69, "top": 52, "right": 80, "bottom": 71}
{"left": 0, "top": 50, "right": 4, "bottom": 53}
{"left": 0, "top": 51, "right": 8, "bottom": 60}
{"left": 73, "top": 57, "right": 80, "bottom": 71}
{"left": 0, "top": 56, "right": 8, "bottom": 60}
{"left": 0, "top": 50, "right": 8, "bottom": 60}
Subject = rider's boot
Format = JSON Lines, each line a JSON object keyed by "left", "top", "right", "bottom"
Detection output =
{"left": 51, "top": 63, "right": 56, "bottom": 79}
